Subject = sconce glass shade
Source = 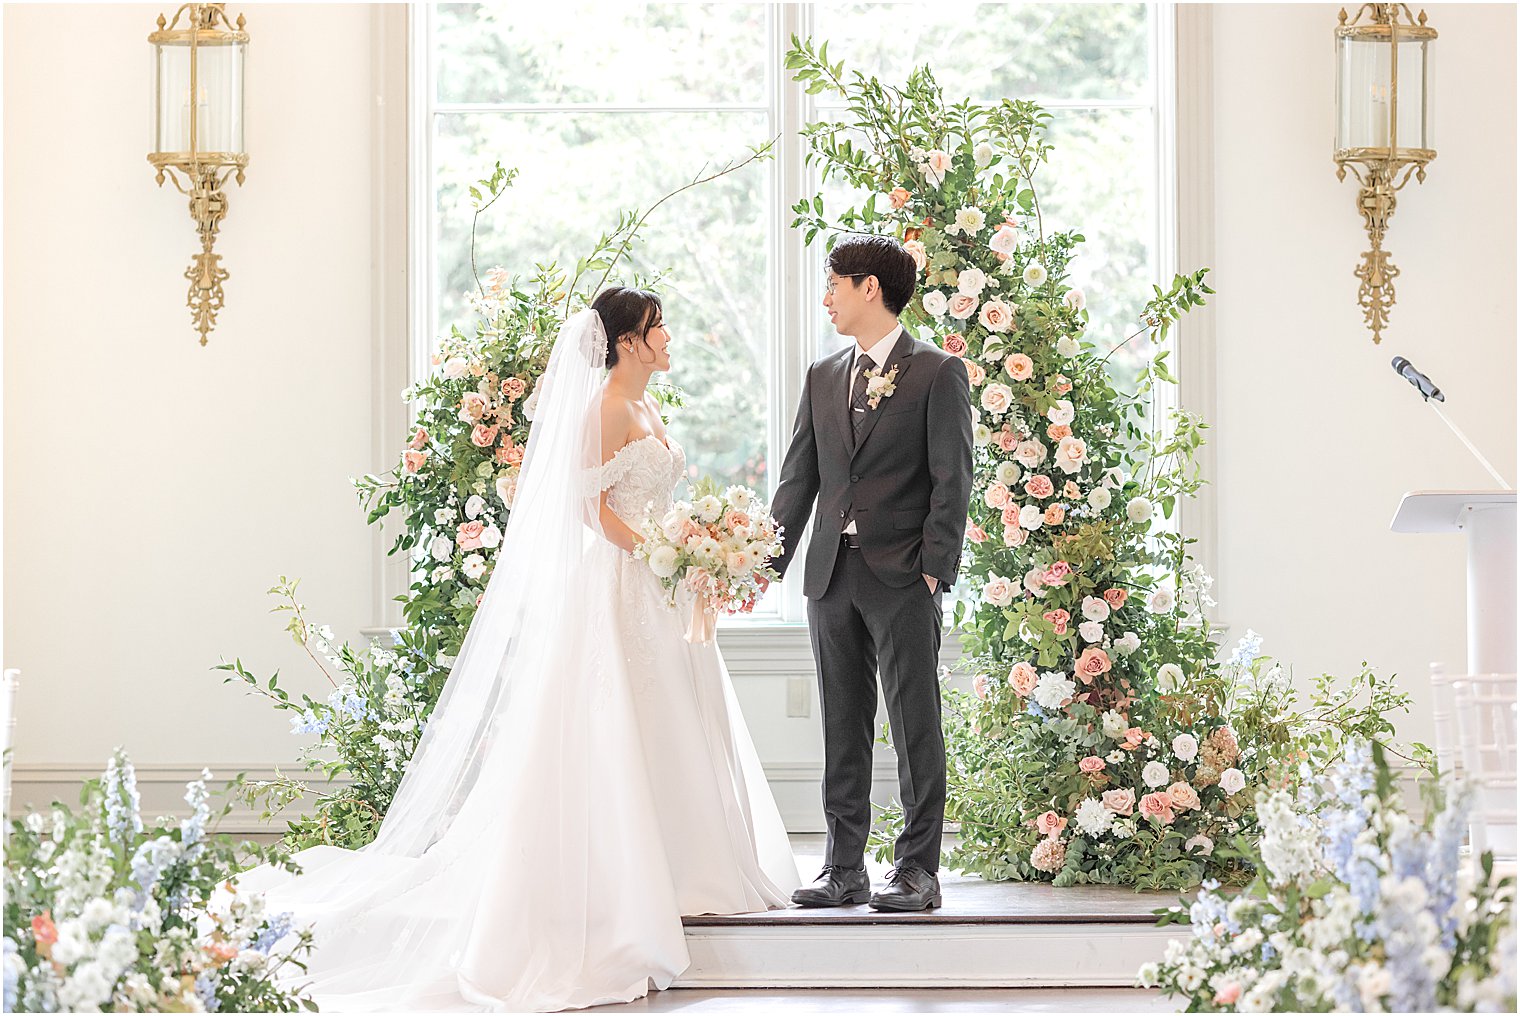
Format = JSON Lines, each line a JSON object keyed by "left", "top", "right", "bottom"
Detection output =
{"left": 150, "top": 12, "right": 246, "bottom": 159}
{"left": 1336, "top": 18, "right": 1435, "bottom": 154}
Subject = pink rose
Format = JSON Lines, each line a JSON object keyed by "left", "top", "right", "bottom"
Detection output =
{"left": 1003, "top": 525, "right": 1027, "bottom": 548}
{"left": 470, "top": 424, "right": 500, "bottom": 448}
{"left": 1053, "top": 374, "right": 1073, "bottom": 395}
{"left": 1008, "top": 661, "right": 1039, "bottom": 696}
{"left": 943, "top": 332, "right": 968, "bottom": 356}
{"left": 1035, "top": 810, "right": 1068, "bottom": 838}
{"left": 967, "top": 523, "right": 987, "bottom": 544}
{"left": 983, "top": 482, "right": 1011, "bottom": 509}
{"left": 964, "top": 361, "right": 986, "bottom": 387}
{"left": 1044, "top": 561, "right": 1073, "bottom": 583}
{"left": 1102, "top": 788, "right": 1135, "bottom": 816}
{"left": 1000, "top": 505, "right": 1022, "bottom": 528}
{"left": 724, "top": 510, "right": 752, "bottom": 532}
{"left": 1214, "top": 984, "right": 1242, "bottom": 1006}
{"left": 501, "top": 377, "right": 527, "bottom": 401}
{"left": 456, "top": 520, "right": 486, "bottom": 551}
{"left": 1139, "top": 791, "right": 1175, "bottom": 824}
{"left": 1063, "top": 481, "right": 1081, "bottom": 499}
{"left": 995, "top": 428, "right": 1019, "bottom": 452}
{"left": 973, "top": 672, "right": 991, "bottom": 700}
{"left": 1024, "top": 474, "right": 1054, "bottom": 499}
{"left": 31, "top": 911, "right": 57, "bottom": 946}
{"left": 1005, "top": 353, "right": 1034, "bottom": 381}
{"left": 982, "top": 575, "right": 1017, "bottom": 607}
{"left": 903, "top": 240, "right": 928, "bottom": 273}
{"left": 1122, "top": 726, "right": 1145, "bottom": 750}
{"left": 1078, "top": 755, "right": 1106, "bottom": 775}
{"left": 1103, "top": 588, "right": 1128, "bottom": 611}
{"left": 1043, "top": 505, "right": 1065, "bottom": 526}
{"left": 1167, "top": 781, "right": 1202, "bottom": 811}
{"left": 1042, "top": 609, "right": 1071, "bottom": 636}
{"left": 888, "top": 187, "right": 911, "bottom": 209}
{"left": 403, "top": 449, "right": 428, "bottom": 473}
{"left": 408, "top": 427, "right": 429, "bottom": 450}
{"left": 948, "top": 293, "right": 978, "bottom": 320}
{"left": 1075, "top": 647, "right": 1112, "bottom": 683}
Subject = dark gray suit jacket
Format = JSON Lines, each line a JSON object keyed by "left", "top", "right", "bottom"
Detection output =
{"left": 770, "top": 327, "right": 975, "bottom": 600}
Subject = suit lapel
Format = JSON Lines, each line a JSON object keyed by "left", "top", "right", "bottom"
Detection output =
{"left": 831, "top": 346, "right": 855, "bottom": 455}
{"left": 850, "top": 328, "right": 915, "bottom": 460}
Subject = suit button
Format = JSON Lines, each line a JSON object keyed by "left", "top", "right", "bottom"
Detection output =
{"left": 850, "top": 474, "right": 860, "bottom": 483}
{"left": 839, "top": 509, "right": 847, "bottom": 518}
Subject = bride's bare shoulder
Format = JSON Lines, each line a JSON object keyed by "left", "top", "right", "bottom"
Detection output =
{"left": 598, "top": 391, "right": 637, "bottom": 456}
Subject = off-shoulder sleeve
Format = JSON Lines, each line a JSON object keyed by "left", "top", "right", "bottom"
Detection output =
{"left": 580, "top": 449, "right": 637, "bottom": 499}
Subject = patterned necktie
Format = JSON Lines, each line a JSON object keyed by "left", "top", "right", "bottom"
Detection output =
{"left": 850, "top": 354, "right": 872, "bottom": 445}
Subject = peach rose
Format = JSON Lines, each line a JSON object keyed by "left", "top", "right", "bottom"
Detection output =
{"left": 31, "top": 911, "right": 57, "bottom": 947}
{"left": 1053, "top": 374, "right": 1073, "bottom": 395}
{"left": 408, "top": 427, "right": 430, "bottom": 450}
{"left": 948, "top": 293, "right": 978, "bottom": 319}
{"left": 1003, "top": 525, "right": 1027, "bottom": 548}
{"left": 205, "top": 940, "right": 239, "bottom": 965}
{"left": 470, "top": 424, "right": 500, "bottom": 447}
{"left": 1139, "top": 792, "right": 1175, "bottom": 824}
{"left": 983, "top": 481, "right": 1012, "bottom": 509}
{"left": 888, "top": 187, "right": 911, "bottom": 209}
{"left": 1043, "top": 505, "right": 1065, "bottom": 526}
{"left": 502, "top": 376, "right": 527, "bottom": 401}
{"left": 403, "top": 449, "right": 428, "bottom": 473}
{"left": 1024, "top": 474, "right": 1054, "bottom": 499}
{"left": 1042, "top": 609, "right": 1071, "bottom": 635}
{"left": 1102, "top": 788, "right": 1135, "bottom": 815}
{"left": 1008, "top": 661, "right": 1039, "bottom": 696}
{"left": 1214, "top": 984, "right": 1243, "bottom": 1006}
{"left": 967, "top": 523, "right": 987, "bottom": 544}
{"left": 1001, "top": 505, "right": 1022, "bottom": 527}
{"left": 1046, "top": 423, "right": 1072, "bottom": 441}
{"left": 964, "top": 361, "right": 986, "bottom": 386}
{"left": 1076, "top": 647, "right": 1112, "bottom": 682}
{"left": 943, "top": 332, "right": 968, "bottom": 356}
{"left": 506, "top": 444, "right": 525, "bottom": 467}
{"left": 1122, "top": 726, "right": 1146, "bottom": 750}
{"left": 456, "top": 519, "right": 486, "bottom": 551}
{"left": 1005, "top": 353, "right": 1034, "bottom": 381}
{"left": 903, "top": 239, "right": 928, "bottom": 273}
{"left": 1078, "top": 755, "right": 1107, "bottom": 774}
{"left": 1063, "top": 480, "right": 1081, "bottom": 499}
{"left": 1167, "top": 781, "right": 1201, "bottom": 811}
{"left": 1035, "top": 809, "right": 1068, "bottom": 837}
{"left": 458, "top": 392, "right": 488, "bottom": 422}
{"left": 494, "top": 444, "right": 514, "bottom": 465}
{"left": 995, "top": 428, "right": 1019, "bottom": 452}
{"left": 1103, "top": 588, "right": 1128, "bottom": 611}
{"left": 973, "top": 672, "right": 991, "bottom": 699}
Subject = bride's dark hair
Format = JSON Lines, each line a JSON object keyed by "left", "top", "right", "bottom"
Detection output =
{"left": 591, "top": 287, "right": 662, "bottom": 368}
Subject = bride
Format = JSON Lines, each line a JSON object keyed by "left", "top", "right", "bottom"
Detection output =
{"left": 234, "top": 287, "right": 801, "bottom": 1011}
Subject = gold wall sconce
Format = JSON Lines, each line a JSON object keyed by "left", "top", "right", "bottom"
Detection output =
{"left": 148, "top": 3, "right": 248, "bottom": 346}
{"left": 1334, "top": 4, "right": 1436, "bottom": 344}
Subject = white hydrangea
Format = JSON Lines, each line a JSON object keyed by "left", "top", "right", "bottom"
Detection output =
{"left": 1075, "top": 797, "right": 1115, "bottom": 836}
{"left": 1033, "top": 670, "right": 1076, "bottom": 710}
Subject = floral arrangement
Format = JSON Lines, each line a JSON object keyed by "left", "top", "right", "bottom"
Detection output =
{"left": 632, "top": 480, "right": 785, "bottom": 642}
{"left": 1140, "top": 741, "right": 1517, "bottom": 1012}
{"left": 788, "top": 40, "right": 1415, "bottom": 889}
{"left": 2, "top": 750, "right": 315, "bottom": 1013}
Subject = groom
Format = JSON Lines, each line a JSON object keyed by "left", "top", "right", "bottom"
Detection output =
{"left": 769, "top": 234, "right": 974, "bottom": 911}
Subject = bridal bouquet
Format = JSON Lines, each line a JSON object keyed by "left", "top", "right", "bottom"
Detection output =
{"left": 633, "top": 480, "right": 785, "bottom": 643}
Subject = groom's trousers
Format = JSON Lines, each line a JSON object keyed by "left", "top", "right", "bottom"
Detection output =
{"left": 807, "top": 535, "right": 946, "bottom": 873}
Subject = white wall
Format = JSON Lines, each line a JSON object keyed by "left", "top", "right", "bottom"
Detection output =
{"left": 1209, "top": 3, "right": 1516, "bottom": 752}
{"left": 4, "top": 5, "right": 381, "bottom": 788}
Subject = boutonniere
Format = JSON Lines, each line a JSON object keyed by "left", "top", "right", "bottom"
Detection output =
{"left": 863, "top": 364, "right": 900, "bottom": 409}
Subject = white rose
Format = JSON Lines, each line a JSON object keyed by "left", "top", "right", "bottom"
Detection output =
{"left": 464, "top": 494, "right": 487, "bottom": 520}
{"left": 1220, "top": 768, "right": 1246, "bottom": 795}
{"left": 948, "top": 293, "right": 978, "bottom": 319}
{"left": 1101, "top": 710, "right": 1129, "bottom": 739}
{"left": 903, "top": 239, "right": 928, "bottom": 272}
{"left": 973, "top": 141, "right": 995, "bottom": 168}
{"left": 1023, "top": 262, "right": 1048, "bottom": 287}
{"left": 1054, "top": 435, "right": 1087, "bottom": 475}
{"left": 995, "top": 461, "right": 1022, "bottom": 486}
{"left": 978, "top": 299, "right": 1014, "bottom": 333}
{"left": 695, "top": 495, "right": 723, "bottom": 523}
{"left": 1019, "top": 504, "right": 1043, "bottom": 530}
{"left": 479, "top": 524, "right": 502, "bottom": 549}
{"left": 1087, "top": 486, "right": 1112, "bottom": 511}
{"left": 661, "top": 511, "right": 686, "bottom": 541}
{"left": 1185, "top": 833, "right": 1214, "bottom": 856}
{"left": 431, "top": 565, "right": 454, "bottom": 583}
{"left": 1013, "top": 440, "right": 1047, "bottom": 468}
{"left": 1064, "top": 287, "right": 1087, "bottom": 311}
{"left": 1172, "top": 732, "right": 1199, "bottom": 762}
{"left": 1046, "top": 399, "right": 1075, "bottom": 426}
{"left": 979, "top": 383, "right": 1013, "bottom": 415}
{"left": 1142, "top": 760, "right": 1170, "bottom": 788}
{"left": 647, "top": 545, "right": 680, "bottom": 579}
{"left": 429, "top": 534, "right": 454, "bottom": 562}
{"left": 1057, "top": 335, "right": 1081, "bottom": 357}
{"left": 1156, "top": 663, "right": 1185, "bottom": 693}
{"left": 953, "top": 206, "right": 986, "bottom": 235}
{"left": 495, "top": 474, "right": 518, "bottom": 506}
{"left": 1078, "top": 620, "right": 1104, "bottom": 643}
{"left": 1112, "top": 631, "right": 1140, "bottom": 656}
{"left": 921, "top": 290, "right": 949, "bottom": 317}
{"left": 924, "top": 148, "right": 954, "bottom": 185}
{"left": 1081, "top": 595, "right": 1110, "bottom": 622}
{"left": 442, "top": 357, "right": 469, "bottom": 380}
{"left": 973, "top": 424, "right": 992, "bottom": 447}
{"left": 1146, "top": 587, "right": 1176, "bottom": 614}
{"left": 988, "top": 224, "right": 1018, "bottom": 255}
{"left": 1023, "top": 568, "right": 1047, "bottom": 595}
{"left": 981, "top": 573, "right": 1016, "bottom": 607}
{"left": 956, "top": 267, "right": 988, "bottom": 296}
{"left": 461, "top": 553, "right": 487, "bottom": 580}
{"left": 1103, "top": 466, "right": 1126, "bottom": 489}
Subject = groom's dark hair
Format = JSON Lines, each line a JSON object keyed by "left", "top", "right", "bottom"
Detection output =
{"left": 826, "top": 234, "right": 917, "bottom": 315}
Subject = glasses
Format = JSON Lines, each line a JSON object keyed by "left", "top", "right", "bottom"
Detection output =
{"left": 824, "top": 272, "right": 869, "bottom": 295}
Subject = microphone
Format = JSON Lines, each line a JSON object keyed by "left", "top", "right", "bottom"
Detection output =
{"left": 1391, "top": 356, "right": 1445, "bottom": 402}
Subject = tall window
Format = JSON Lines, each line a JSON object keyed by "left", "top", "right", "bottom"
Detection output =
{"left": 420, "top": 3, "right": 1170, "bottom": 624}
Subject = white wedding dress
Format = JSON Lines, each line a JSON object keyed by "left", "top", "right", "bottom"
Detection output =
{"left": 234, "top": 428, "right": 799, "bottom": 1011}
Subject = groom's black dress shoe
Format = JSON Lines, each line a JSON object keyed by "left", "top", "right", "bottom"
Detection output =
{"left": 868, "top": 862, "right": 942, "bottom": 911}
{"left": 790, "top": 865, "right": 871, "bottom": 907}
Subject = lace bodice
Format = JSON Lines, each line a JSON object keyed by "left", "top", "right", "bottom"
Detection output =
{"left": 584, "top": 434, "right": 687, "bottom": 529}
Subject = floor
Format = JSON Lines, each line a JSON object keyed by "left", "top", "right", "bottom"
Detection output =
{"left": 586, "top": 987, "right": 1178, "bottom": 1012}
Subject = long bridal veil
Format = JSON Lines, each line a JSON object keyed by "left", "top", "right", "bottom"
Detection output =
{"left": 233, "top": 308, "right": 679, "bottom": 1009}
